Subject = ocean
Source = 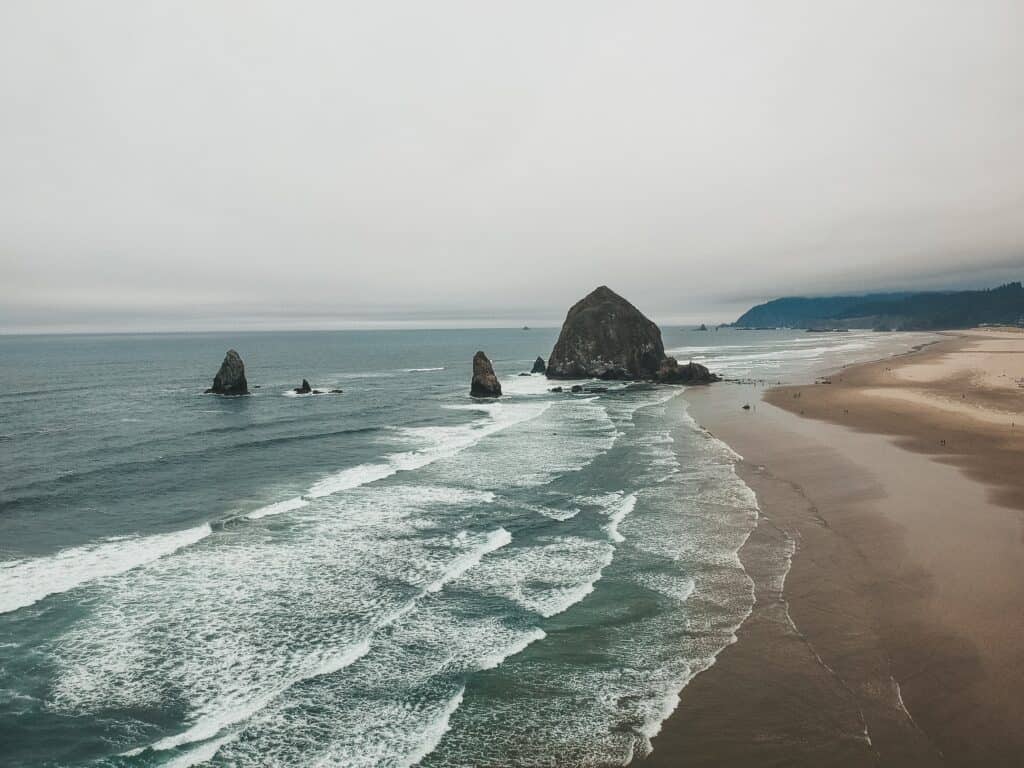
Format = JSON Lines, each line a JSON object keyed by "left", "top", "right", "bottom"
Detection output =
{"left": 0, "top": 327, "right": 930, "bottom": 767}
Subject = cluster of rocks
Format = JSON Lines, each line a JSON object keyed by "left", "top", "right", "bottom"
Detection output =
{"left": 293, "top": 379, "right": 343, "bottom": 395}
{"left": 204, "top": 352, "right": 341, "bottom": 397}
{"left": 470, "top": 285, "right": 719, "bottom": 399}
{"left": 206, "top": 286, "right": 721, "bottom": 402}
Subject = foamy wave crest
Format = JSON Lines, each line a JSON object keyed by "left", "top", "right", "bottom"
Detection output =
{"left": 477, "top": 628, "right": 546, "bottom": 670}
{"left": 606, "top": 493, "right": 637, "bottom": 543}
{"left": 162, "top": 734, "right": 238, "bottom": 768}
{"left": 499, "top": 373, "right": 557, "bottom": 397}
{"left": 0, "top": 525, "right": 212, "bottom": 615}
{"left": 307, "top": 462, "right": 397, "bottom": 498}
{"left": 470, "top": 535, "right": 616, "bottom": 618}
{"left": 425, "top": 528, "right": 511, "bottom": 593}
{"left": 635, "top": 573, "right": 696, "bottom": 603}
{"left": 245, "top": 496, "right": 310, "bottom": 520}
{"left": 128, "top": 639, "right": 372, "bottom": 756}
{"left": 533, "top": 578, "right": 603, "bottom": 618}
{"left": 307, "top": 402, "right": 549, "bottom": 501}
{"left": 396, "top": 686, "right": 466, "bottom": 768}
{"left": 402, "top": 367, "right": 445, "bottom": 372}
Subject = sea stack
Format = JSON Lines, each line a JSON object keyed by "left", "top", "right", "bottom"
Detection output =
{"left": 205, "top": 349, "right": 249, "bottom": 395}
{"left": 470, "top": 351, "right": 502, "bottom": 398}
{"left": 531, "top": 356, "right": 546, "bottom": 374}
{"left": 546, "top": 286, "right": 719, "bottom": 384}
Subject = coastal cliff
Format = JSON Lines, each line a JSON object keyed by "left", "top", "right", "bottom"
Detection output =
{"left": 734, "top": 281, "right": 1024, "bottom": 330}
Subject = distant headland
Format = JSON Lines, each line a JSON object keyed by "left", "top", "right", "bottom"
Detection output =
{"left": 732, "top": 281, "right": 1024, "bottom": 331}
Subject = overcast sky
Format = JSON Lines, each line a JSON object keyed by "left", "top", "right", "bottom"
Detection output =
{"left": 2, "top": 1, "right": 1022, "bottom": 332}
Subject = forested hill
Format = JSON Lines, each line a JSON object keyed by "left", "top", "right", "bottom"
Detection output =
{"left": 734, "top": 282, "right": 1024, "bottom": 330}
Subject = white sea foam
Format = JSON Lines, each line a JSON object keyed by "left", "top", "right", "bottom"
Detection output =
{"left": 666, "top": 331, "right": 889, "bottom": 379}
{"left": 471, "top": 535, "right": 616, "bottom": 618}
{"left": 401, "top": 366, "right": 445, "bottom": 372}
{"left": 162, "top": 734, "right": 238, "bottom": 768}
{"left": 526, "top": 503, "right": 581, "bottom": 521}
{"left": 245, "top": 496, "right": 309, "bottom": 520}
{"left": 27, "top": 357, "right": 777, "bottom": 767}
{"left": 60, "top": 478, "right": 515, "bottom": 760}
{"left": 425, "top": 528, "right": 511, "bottom": 593}
{"left": 499, "top": 372, "right": 557, "bottom": 397}
{"left": 534, "top": 578, "right": 602, "bottom": 618}
{"left": 129, "top": 639, "right": 372, "bottom": 755}
{"left": 307, "top": 402, "right": 549, "bottom": 500}
{"left": 636, "top": 573, "right": 697, "bottom": 603}
{"left": 432, "top": 398, "right": 616, "bottom": 492}
{"left": 307, "top": 462, "right": 397, "bottom": 498}
{"left": 477, "top": 628, "right": 546, "bottom": 670}
{"left": 0, "top": 524, "right": 212, "bottom": 615}
{"left": 606, "top": 493, "right": 637, "bottom": 543}
{"left": 397, "top": 686, "right": 466, "bottom": 768}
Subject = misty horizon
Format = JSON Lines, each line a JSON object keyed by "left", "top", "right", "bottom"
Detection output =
{"left": 3, "top": 2, "right": 1023, "bottom": 333}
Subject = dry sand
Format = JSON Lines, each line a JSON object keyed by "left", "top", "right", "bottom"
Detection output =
{"left": 645, "top": 329, "right": 1024, "bottom": 767}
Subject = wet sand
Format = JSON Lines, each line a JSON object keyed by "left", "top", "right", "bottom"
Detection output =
{"left": 646, "top": 329, "right": 1024, "bottom": 767}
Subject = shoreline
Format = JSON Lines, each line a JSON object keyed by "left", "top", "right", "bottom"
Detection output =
{"left": 646, "top": 330, "right": 1024, "bottom": 766}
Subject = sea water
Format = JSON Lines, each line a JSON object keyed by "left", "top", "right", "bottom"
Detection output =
{"left": 0, "top": 328, "right": 931, "bottom": 767}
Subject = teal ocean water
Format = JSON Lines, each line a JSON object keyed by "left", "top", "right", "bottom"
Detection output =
{"left": 0, "top": 328, "right": 925, "bottom": 767}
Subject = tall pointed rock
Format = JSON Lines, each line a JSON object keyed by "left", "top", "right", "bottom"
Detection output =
{"left": 205, "top": 349, "right": 250, "bottom": 395}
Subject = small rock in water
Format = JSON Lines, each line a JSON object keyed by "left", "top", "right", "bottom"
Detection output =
{"left": 570, "top": 384, "right": 584, "bottom": 393}
{"left": 742, "top": 404, "right": 751, "bottom": 410}
{"left": 294, "top": 379, "right": 313, "bottom": 394}
{"left": 205, "top": 349, "right": 249, "bottom": 395}
{"left": 531, "top": 356, "right": 546, "bottom": 374}
{"left": 549, "top": 386, "right": 563, "bottom": 393}
{"left": 470, "top": 351, "right": 502, "bottom": 398}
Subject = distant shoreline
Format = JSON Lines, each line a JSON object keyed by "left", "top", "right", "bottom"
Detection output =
{"left": 645, "top": 329, "right": 1024, "bottom": 766}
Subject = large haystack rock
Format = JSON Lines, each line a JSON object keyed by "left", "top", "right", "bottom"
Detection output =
{"left": 547, "top": 286, "right": 719, "bottom": 384}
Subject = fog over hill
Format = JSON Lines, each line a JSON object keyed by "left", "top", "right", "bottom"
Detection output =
{"left": 734, "top": 282, "right": 1024, "bottom": 330}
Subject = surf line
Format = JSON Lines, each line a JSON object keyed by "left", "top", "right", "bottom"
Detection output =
{"left": 122, "top": 527, "right": 516, "bottom": 759}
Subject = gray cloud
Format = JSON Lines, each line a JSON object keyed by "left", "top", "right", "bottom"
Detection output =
{"left": 2, "top": 1, "right": 1022, "bottom": 332}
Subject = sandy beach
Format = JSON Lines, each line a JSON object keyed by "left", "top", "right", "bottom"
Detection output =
{"left": 647, "top": 329, "right": 1024, "bottom": 767}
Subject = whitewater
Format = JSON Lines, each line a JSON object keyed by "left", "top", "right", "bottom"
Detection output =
{"left": 0, "top": 327, "right": 910, "bottom": 767}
